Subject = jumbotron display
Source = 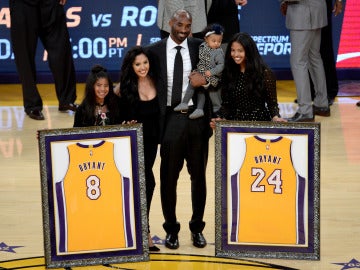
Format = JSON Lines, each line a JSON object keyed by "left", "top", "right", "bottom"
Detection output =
{"left": 0, "top": 0, "right": 358, "bottom": 82}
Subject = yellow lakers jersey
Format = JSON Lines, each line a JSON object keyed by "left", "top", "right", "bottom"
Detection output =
{"left": 56, "top": 140, "right": 133, "bottom": 253}
{"left": 230, "top": 136, "right": 306, "bottom": 245}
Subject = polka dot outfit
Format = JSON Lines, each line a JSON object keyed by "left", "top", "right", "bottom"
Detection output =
{"left": 197, "top": 43, "right": 223, "bottom": 87}
{"left": 217, "top": 68, "right": 280, "bottom": 121}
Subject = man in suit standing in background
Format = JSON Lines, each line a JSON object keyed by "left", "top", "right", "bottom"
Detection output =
{"left": 207, "top": 0, "right": 247, "bottom": 50}
{"left": 207, "top": 0, "right": 248, "bottom": 114}
{"left": 280, "top": 0, "right": 330, "bottom": 122}
{"left": 157, "top": 0, "right": 212, "bottom": 39}
{"left": 9, "top": 0, "right": 77, "bottom": 120}
{"left": 147, "top": 9, "right": 212, "bottom": 250}
{"left": 317, "top": 0, "right": 343, "bottom": 105}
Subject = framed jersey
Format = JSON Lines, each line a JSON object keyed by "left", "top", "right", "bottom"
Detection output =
{"left": 214, "top": 121, "right": 320, "bottom": 260}
{"left": 38, "top": 124, "right": 149, "bottom": 268}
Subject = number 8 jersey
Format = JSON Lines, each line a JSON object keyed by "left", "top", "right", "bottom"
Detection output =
{"left": 55, "top": 141, "right": 134, "bottom": 253}
{"left": 230, "top": 136, "right": 306, "bottom": 245}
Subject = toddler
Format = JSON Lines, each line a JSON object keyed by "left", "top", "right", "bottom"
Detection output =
{"left": 174, "top": 24, "right": 225, "bottom": 119}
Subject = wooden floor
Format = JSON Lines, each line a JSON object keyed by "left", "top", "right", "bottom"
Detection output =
{"left": 0, "top": 82, "right": 360, "bottom": 270}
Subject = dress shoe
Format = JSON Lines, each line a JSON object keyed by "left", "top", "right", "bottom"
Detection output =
{"left": 165, "top": 233, "right": 179, "bottom": 249}
{"left": 27, "top": 109, "right": 45, "bottom": 120}
{"left": 328, "top": 97, "right": 335, "bottom": 106}
{"left": 58, "top": 103, "right": 78, "bottom": 112}
{"left": 313, "top": 105, "right": 330, "bottom": 117}
{"left": 287, "top": 112, "right": 314, "bottom": 122}
{"left": 149, "top": 245, "right": 160, "bottom": 252}
{"left": 191, "top": 232, "right": 207, "bottom": 248}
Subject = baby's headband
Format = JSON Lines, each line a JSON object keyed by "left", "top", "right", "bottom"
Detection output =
{"left": 205, "top": 24, "right": 224, "bottom": 37}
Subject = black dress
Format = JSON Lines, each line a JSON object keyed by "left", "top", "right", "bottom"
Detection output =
{"left": 120, "top": 96, "right": 160, "bottom": 220}
{"left": 73, "top": 101, "right": 123, "bottom": 127}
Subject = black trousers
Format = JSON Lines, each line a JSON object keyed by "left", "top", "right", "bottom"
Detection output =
{"left": 9, "top": 0, "right": 76, "bottom": 113}
{"left": 310, "top": 0, "right": 339, "bottom": 100}
{"left": 160, "top": 109, "right": 209, "bottom": 234}
{"left": 143, "top": 133, "right": 158, "bottom": 232}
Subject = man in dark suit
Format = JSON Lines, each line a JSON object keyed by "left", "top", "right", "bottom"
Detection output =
{"left": 207, "top": 0, "right": 247, "bottom": 46}
{"left": 207, "top": 0, "right": 248, "bottom": 114}
{"left": 147, "top": 9, "right": 212, "bottom": 250}
{"left": 9, "top": 0, "right": 77, "bottom": 120}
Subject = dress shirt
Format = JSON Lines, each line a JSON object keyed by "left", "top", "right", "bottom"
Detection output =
{"left": 166, "top": 37, "right": 192, "bottom": 106}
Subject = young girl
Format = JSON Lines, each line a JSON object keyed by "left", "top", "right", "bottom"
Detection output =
{"left": 73, "top": 65, "right": 122, "bottom": 127}
{"left": 174, "top": 23, "right": 225, "bottom": 119}
{"left": 210, "top": 32, "right": 286, "bottom": 127}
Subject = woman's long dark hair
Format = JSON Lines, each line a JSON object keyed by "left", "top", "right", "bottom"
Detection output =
{"left": 119, "top": 46, "right": 155, "bottom": 106}
{"left": 222, "top": 32, "right": 269, "bottom": 98}
{"left": 80, "top": 64, "right": 118, "bottom": 124}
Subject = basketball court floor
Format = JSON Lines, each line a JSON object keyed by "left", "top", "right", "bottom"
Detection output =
{"left": 0, "top": 81, "right": 359, "bottom": 270}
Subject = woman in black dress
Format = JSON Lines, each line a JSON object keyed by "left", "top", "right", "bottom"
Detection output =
{"left": 116, "top": 46, "right": 160, "bottom": 251}
{"left": 211, "top": 32, "right": 286, "bottom": 126}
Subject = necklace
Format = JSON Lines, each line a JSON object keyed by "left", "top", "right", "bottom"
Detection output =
{"left": 95, "top": 103, "right": 107, "bottom": 115}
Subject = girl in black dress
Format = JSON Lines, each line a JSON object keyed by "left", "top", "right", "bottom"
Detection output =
{"left": 74, "top": 65, "right": 122, "bottom": 127}
{"left": 211, "top": 32, "right": 286, "bottom": 127}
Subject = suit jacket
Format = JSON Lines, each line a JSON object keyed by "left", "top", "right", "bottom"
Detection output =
{"left": 157, "top": 0, "right": 212, "bottom": 34}
{"left": 207, "top": 0, "right": 240, "bottom": 43}
{"left": 146, "top": 37, "right": 212, "bottom": 139}
{"left": 283, "top": 0, "right": 327, "bottom": 30}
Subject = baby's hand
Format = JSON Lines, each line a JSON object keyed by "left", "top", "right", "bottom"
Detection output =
{"left": 205, "top": 70, "right": 212, "bottom": 77}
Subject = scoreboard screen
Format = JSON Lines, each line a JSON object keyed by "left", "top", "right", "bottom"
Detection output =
{"left": 0, "top": 0, "right": 358, "bottom": 83}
